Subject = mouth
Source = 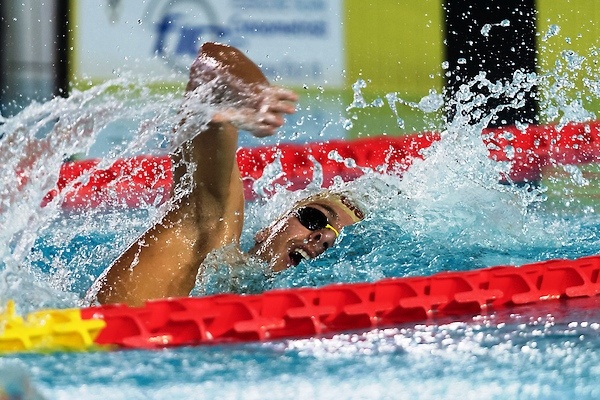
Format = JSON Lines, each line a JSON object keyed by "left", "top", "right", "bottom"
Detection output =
{"left": 288, "top": 248, "right": 311, "bottom": 266}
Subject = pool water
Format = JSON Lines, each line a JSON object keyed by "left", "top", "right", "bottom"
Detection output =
{"left": 3, "top": 41, "right": 600, "bottom": 399}
{"left": 5, "top": 163, "right": 600, "bottom": 399}
{"left": 4, "top": 289, "right": 600, "bottom": 399}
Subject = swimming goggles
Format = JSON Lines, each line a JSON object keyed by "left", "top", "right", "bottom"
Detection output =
{"left": 293, "top": 206, "right": 339, "bottom": 237}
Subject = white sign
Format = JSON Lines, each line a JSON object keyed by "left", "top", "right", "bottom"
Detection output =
{"left": 74, "top": 0, "right": 345, "bottom": 86}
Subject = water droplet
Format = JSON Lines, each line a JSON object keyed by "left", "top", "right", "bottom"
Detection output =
{"left": 371, "top": 98, "right": 384, "bottom": 108}
{"left": 328, "top": 150, "right": 343, "bottom": 162}
{"left": 504, "top": 145, "right": 515, "bottom": 160}
{"left": 344, "top": 158, "right": 357, "bottom": 168}
{"left": 481, "top": 24, "right": 491, "bottom": 37}
{"left": 418, "top": 90, "right": 444, "bottom": 113}
{"left": 542, "top": 24, "right": 560, "bottom": 42}
{"left": 396, "top": 117, "right": 405, "bottom": 129}
{"left": 346, "top": 79, "right": 368, "bottom": 111}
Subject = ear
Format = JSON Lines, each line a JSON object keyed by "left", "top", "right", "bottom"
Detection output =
{"left": 254, "top": 226, "right": 271, "bottom": 244}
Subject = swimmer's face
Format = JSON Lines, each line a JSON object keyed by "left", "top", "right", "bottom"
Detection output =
{"left": 248, "top": 199, "right": 359, "bottom": 272}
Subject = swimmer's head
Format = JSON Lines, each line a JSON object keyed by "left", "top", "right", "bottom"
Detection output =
{"left": 248, "top": 192, "right": 364, "bottom": 272}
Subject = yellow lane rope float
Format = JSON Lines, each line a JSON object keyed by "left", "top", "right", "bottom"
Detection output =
{"left": 0, "top": 300, "right": 106, "bottom": 353}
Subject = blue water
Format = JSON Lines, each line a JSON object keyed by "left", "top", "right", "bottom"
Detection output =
{"left": 3, "top": 179, "right": 599, "bottom": 399}
{"left": 5, "top": 285, "right": 600, "bottom": 399}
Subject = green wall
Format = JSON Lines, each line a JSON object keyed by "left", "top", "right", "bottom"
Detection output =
{"left": 342, "top": 0, "right": 444, "bottom": 136}
{"left": 537, "top": 1, "right": 600, "bottom": 119}
{"left": 537, "top": 0, "right": 600, "bottom": 70}
{"left": 344, "top": 0, "right": 444, "bottom": 97}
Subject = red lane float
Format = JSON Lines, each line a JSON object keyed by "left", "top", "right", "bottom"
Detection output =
{"left": 45, "top": 155, "right": 173, "bottom": 209}
{"left": 42, "top": 133, "right": 437, "bottom": 208}
{"left": 78, "top": 254, "right": 600, "bottom": 349}
{"left": 42, "top": 121, "right": 600, "bottom": 209}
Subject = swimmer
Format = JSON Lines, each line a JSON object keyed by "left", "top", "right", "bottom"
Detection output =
{"left": 91, "top": 42, "right": 364, "bottom": 306}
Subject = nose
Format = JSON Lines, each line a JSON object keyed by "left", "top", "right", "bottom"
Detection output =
{"left": 308, "top": 228, "right": 337, "bottom": 254}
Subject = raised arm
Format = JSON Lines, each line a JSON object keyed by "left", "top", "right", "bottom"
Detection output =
{"left": 93, "top": 43, "right": 297, "bottom": 306}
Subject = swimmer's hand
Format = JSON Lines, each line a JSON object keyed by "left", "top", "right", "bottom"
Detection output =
{"left": 211, "top": 86, "right": 297, "bottom": 137}
{"left": 186, "top": 42, "right": 298, "bottom": 138}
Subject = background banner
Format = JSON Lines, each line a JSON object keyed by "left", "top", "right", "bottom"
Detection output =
{"left": 73, "top": 0, "right": 345, "bottom": 87}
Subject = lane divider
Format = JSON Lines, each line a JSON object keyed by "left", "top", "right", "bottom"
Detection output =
{"left": 2, "top": 255, "right": 600, "bottom": 353}
{"left": 39, "top": 122, "right": 600, "bottom": 209}
{"left": 0, "top": 300, "right": 106, "bottom": 353}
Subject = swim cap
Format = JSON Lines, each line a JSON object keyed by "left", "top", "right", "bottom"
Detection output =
{"left": 294, "top": 191, "right": 364, "bottom": 223}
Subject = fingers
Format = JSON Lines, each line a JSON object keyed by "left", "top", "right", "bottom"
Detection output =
{"left": 211, "top": 108, "right": 284, "bottom": 137}
{"left": 261, "top": 87, "right": 298, "bottom": 113}
{"left": 263, "top": 86, "right": 299, "bottom": 102}
{"left": 259, "top": 112, "right": 285, "bottom": 127}
{"left": 256, "top": 86, "right": 297, "bottom": 119}
{"left": 208, "top": 84, "right": 298, "bottom": 137}
{"left": 239, "top": 86, "right": 296, "bottom": 137}
{"left": 251, "top": 124, "right": 279, "bottom": 138}
{"left": 262, "top": 101, "right": 296, "bottom": 115}
{"left": 241, "top": 110, "right": 285, "bottom": 138}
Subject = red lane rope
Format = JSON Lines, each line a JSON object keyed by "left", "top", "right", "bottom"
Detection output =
{"left": 40, "top": 122, "right": 600, "bottom": 209}
{"left": 80, "top": 255, "right": 600, "bottom": 349}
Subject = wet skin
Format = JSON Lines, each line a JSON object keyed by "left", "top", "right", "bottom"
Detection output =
{"left": 93, "top": 43, "right": 359, "bottom": 306}
{"left": 249, "top": 200, "right": 358, "bottom": 272}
